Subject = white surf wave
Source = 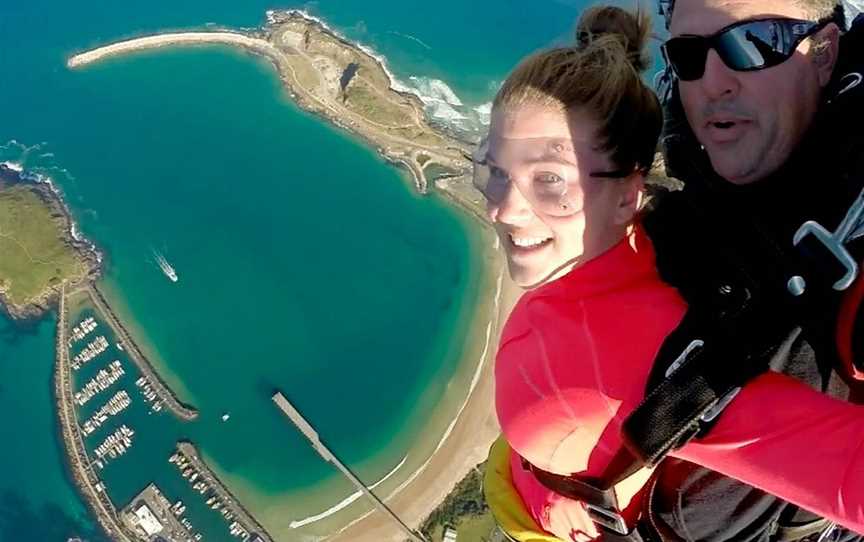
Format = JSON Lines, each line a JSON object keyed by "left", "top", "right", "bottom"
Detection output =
{"left": 409, "top": 76, "right": 463, "bottom": 107}
{"left": 33, "top": 170, "right": 103, "bottom": 264}
{"left": 425, "top": 100, "right": 468, "bottom": 123}
{"left": 271, "top": 10, "right": 493, "bottom": 135}
{"left": 329, "top": 270, "right": 505, "bottom": 538}
{"left": 0, "top": 139, "right": 46, "bottom": 164}
{"left": 289, "top": 455, "right": 409, "bottom": 528}
{"left": 2, "top": 144, "right": 105, "bottom": 266}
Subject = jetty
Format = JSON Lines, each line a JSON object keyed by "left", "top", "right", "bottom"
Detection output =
{"left": 271, "top": 391, "right": 426, "bottom": 542}
{"left": 85, "top": 283, "right": 199, "bottom": 421}
{"left": 54, "top": 284, "right": 138, "bottom": 542}
{"left": 171, "top": 441, "right": 273, "bottom": 542}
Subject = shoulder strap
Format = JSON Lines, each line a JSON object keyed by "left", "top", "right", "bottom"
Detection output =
{"left": 624, "top": 70, "right": 864, "bottom": 466}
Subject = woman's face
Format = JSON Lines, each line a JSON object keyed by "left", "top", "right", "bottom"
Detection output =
{"left": 484, "top": 104, "right": 641, "bottom": 288}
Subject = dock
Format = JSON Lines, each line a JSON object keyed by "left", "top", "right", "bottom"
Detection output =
{"left": 271, "top": 391, "right": 426, "bottom": 542}
{"left": 55, "top": 284, "right": 138, "bottom": 541}
{"left": 120, "top": 483, "right": 200, "bottom": 541}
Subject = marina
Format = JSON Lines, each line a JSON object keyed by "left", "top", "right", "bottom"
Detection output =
{"left": 71, "top": 335, "right": 109, "bottom": 371}
{"left": 93, "top": 424, "right": 135, "bottom": 469}
{"left": 121, "top": 483, "right": 202, "bottom": 542}
{"left": 55, "top": 287, "right": 138, "bottom": 541}
{"left": 135, "top": 376, "right": 164, "bottom": 413}
{"left": 169, "top": 442, "right": 273, "bottom": 542}
{"left": 75, "top": 359, "right": 125, "bottom": 406}
{"left": 69, "top": 316, "right": 98, "bottom": 346}
{"left": 81, "top": 390, "right": 132, "bottom": 436}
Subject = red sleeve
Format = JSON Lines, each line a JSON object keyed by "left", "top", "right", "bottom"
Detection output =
{"left": 672, "top": 371, "right": 864, "bottom": 533}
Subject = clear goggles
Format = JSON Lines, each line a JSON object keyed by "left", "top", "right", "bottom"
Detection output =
{"left": 471, "top": 136, "right": 633, "bottom": 218}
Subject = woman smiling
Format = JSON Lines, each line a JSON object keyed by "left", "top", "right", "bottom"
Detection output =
{"left": 481, "top": 5, "right": 864, "bottom": 542}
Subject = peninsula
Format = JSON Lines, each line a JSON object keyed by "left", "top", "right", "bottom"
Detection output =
{"left": 67, "top": 10, "right": 484, "bottom": 219}
{"left": 0, "top": 163, "right": 101, "bottom": 320}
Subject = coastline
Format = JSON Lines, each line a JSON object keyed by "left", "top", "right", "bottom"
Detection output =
{"left": 61, "top": 9, "right": 512, "bottom": 541}
{"left": 0, "top": 164, "right": 102, "bottom": 321}
{"left": 327, "top": 232, "right": 518, "bottom": 542}
{"left": 195, "top": 221, "right": 515, "bottom": 542}
{"left": 66, "top": 10, "right": 482, "bottom": 214}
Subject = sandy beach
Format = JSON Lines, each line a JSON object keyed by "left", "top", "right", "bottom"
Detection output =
{"left": 328, "top": 234, "right": 521, "bottom": 542}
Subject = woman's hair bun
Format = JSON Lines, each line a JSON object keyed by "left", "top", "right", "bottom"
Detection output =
{"left": 575, "top": 5, "right": 651, "bottom": 73}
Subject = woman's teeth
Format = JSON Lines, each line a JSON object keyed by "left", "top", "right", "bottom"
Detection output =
{"left": 510, "top": 234, "right": 552, "bottom": 248}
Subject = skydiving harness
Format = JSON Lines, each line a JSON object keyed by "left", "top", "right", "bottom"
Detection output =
{"left": 518, "top": 13, "right": 864, "bottom": 542}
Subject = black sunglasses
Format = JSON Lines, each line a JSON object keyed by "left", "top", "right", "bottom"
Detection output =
{"left": 662, "top": 17, "right": 827, "bottom": 81}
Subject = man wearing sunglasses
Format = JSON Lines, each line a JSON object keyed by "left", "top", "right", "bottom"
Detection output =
{"left": 629, "top": 0, "right": 864, "bottom": 541}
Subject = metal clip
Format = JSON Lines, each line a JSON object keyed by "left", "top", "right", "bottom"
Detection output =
{"left": 700, "top": 387, "right": 742, "bottom": 423}
{"left": 585, "top": 504, "right": 629, "bottom": 536}
{"left": 793, "top": 185, "right": 864, "bottom": 291}
{"left": 665, "top": 339, "right": 704, "bottom": 378}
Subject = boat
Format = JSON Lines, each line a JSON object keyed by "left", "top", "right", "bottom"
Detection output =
{"left": 221, "top": 412, "right": 231, "bottom": 422}
{"left": 153, "top": 250, "right": 179, "bottom": 282}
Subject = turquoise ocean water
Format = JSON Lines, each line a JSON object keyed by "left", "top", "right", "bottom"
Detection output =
{"left": 0, "top": 1, "right": 664, "bottom": 540}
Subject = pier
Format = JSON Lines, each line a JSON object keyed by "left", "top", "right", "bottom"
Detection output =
{"left": 271, "top": 391, "right": 427, "bottom": 542}
{"left": 86, "top": 283, "right": 198, "bottom": 421}
{"left": 54, "top": 284, "right": 138, "bottom": 542}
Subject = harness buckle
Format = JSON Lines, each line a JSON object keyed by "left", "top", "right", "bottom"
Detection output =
{"left": 585, "top": 503, "right": 629, "bottom": 536}
{"left": 793, "top": 221, "right": 859, "bottom": 290}
{"left": 793, "top": 185, "right": 864, "bottom": 291}
{"left": 700, "top": 387, "right": 742, "bottom": 423}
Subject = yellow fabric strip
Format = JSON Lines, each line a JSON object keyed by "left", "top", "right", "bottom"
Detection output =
{"left": 483, "top": 435, "right": 564, "bottom": 542}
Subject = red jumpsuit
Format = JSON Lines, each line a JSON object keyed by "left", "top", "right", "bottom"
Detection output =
{"left": 495, "top": 226, "right": 864, "bottom": 541}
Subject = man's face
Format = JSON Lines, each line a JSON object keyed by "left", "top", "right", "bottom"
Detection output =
{"left": 670, "top": 0, "right": 829, "bottom": 185}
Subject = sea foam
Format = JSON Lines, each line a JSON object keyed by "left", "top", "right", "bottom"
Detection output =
{"left": 272, "top": 9, "right": 490, "bottom": 137}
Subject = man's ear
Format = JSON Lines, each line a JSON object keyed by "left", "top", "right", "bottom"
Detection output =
{"left": 614, "top": 175, "right": 644, "bottom": 226}
{"left": 814, "top": 22, "right": 841, "bottom": 87}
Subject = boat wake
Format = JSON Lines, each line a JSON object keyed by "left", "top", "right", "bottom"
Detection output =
{"left": 152, "top": 249, "right": 179, "bottom": 283}
{"left": 289, "top": 455, "right": 408, "bottom": 529}
{"left": 386, "top": 30, "right": 431, "bottom": 51}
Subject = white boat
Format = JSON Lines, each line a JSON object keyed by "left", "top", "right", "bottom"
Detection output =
{"left": 153, "top": 250, "right": 179, "bottom": 282}
{"left": 221, "top": 412, "right": 231, "bottom": 422}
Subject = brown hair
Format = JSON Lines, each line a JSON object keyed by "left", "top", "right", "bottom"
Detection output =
{"left": 493, "top": 5, "right": 661, "bottom": 176}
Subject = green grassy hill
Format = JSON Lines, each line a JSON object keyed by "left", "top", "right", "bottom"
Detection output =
{"left": 0, "top": 185, "right": 90, "bottom": 310}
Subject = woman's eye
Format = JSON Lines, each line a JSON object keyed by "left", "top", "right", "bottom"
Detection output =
{"left": 534, "top": 172, "right": 564, "bottom": 185}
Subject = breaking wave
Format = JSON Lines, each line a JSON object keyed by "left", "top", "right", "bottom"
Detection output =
{"left": 269, "top": 9, "right": 492, "bottom": 137}
{"left": 289, "top": 455, "right": 409, "bottom": 528}
{"left": 0, "top": 140, "right": 103, "bottom": 264}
